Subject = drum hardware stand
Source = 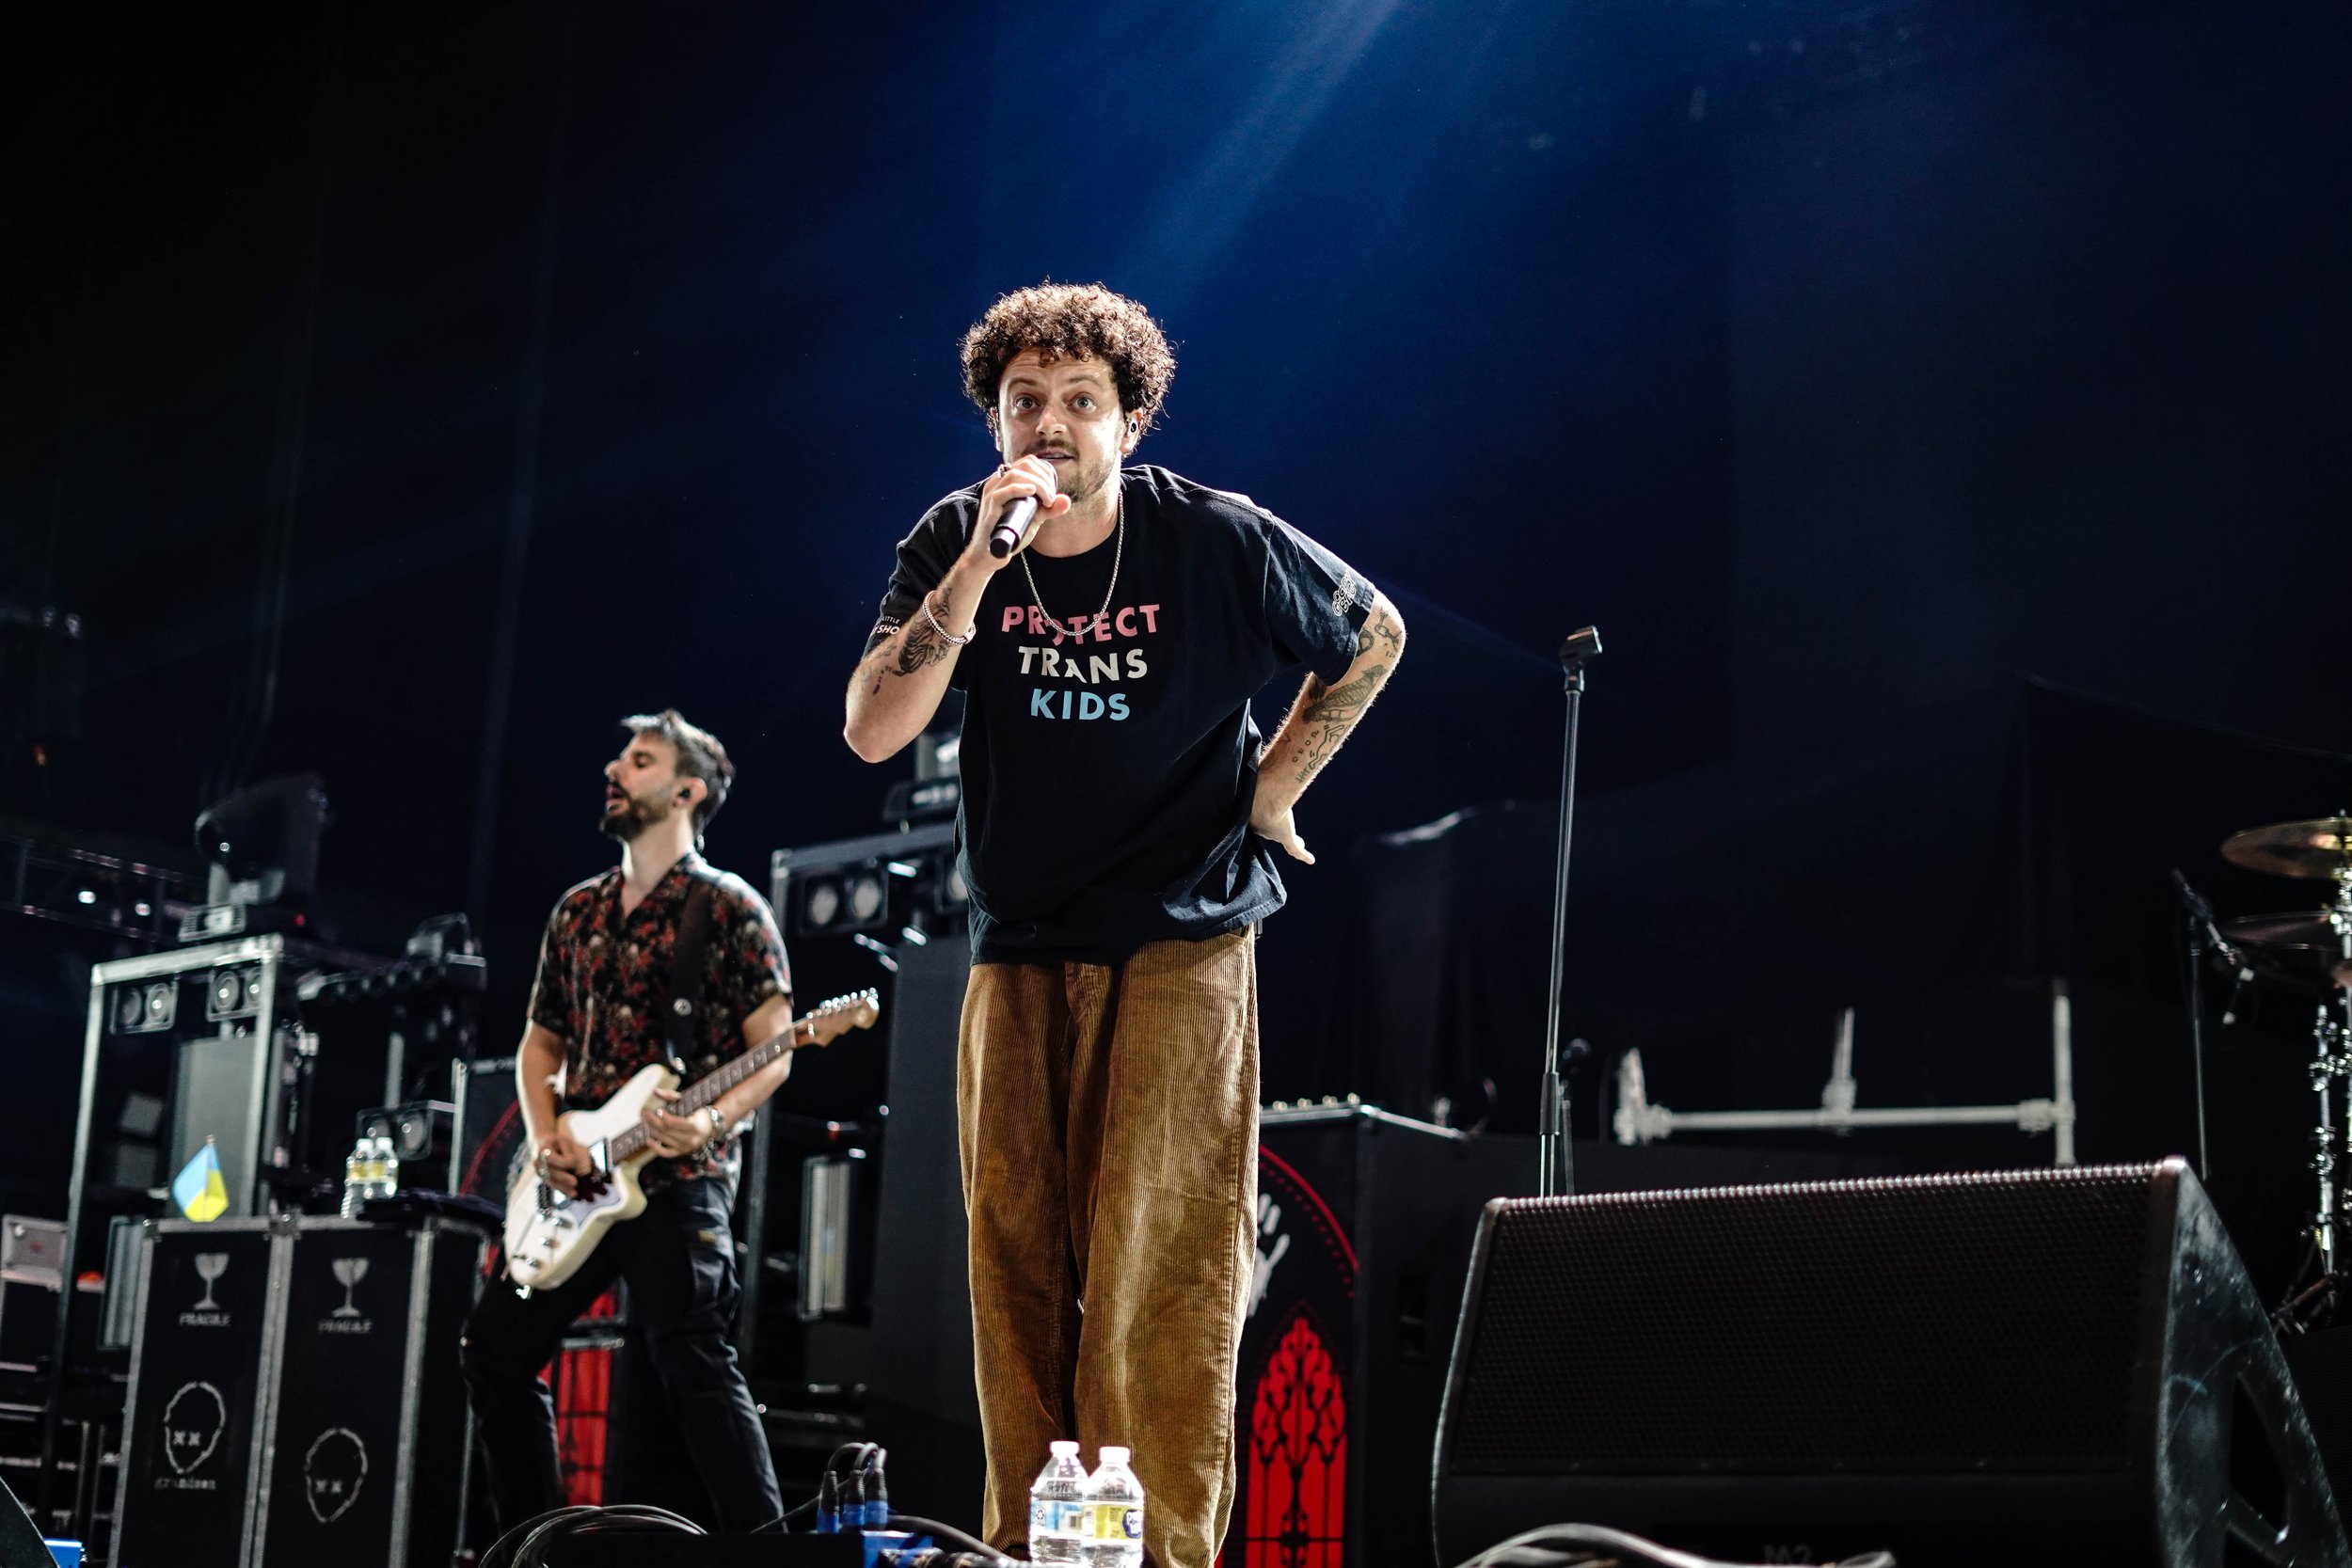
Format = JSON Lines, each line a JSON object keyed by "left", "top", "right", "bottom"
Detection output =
{"left": 2280, "top": 870, "right": 2352, "bottom": 1328}
{"left": 1538, "top": 626, "right": 1600, "bottom": 1199}
{"left": 2204, "top": 815, "right": 2352, "bottom": 1330}
{"left": 1613, "top": 990, "right": 2079, "bottom": 1161}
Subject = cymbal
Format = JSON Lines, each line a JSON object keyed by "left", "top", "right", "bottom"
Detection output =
{"left": 2221, "top": 911, "right": 2348, "bottom": 953}
{"left": 2220, "top": 818, "right": 2352, "bottom": 880}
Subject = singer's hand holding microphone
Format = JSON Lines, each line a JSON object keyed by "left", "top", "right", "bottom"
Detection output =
{"left": 972, "top": 454, "right": 1068, "bottom": 568}
{"left": 898, "top": 456, "right": 1065, "bottom": 657}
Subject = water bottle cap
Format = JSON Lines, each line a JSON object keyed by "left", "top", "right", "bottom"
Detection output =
{"left": 1098, "top": 1446, "right": 1129, "bottom": 1465}
{"left": 1049, "top": 1441, "right": 1079, "bottom": 1455}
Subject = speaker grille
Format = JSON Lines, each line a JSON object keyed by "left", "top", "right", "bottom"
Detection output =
{"left": 1449, "top": 1164, "right": 2161, "bottom": 1476}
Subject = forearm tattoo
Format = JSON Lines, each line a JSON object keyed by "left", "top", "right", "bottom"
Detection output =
{"left": 1295, "top": 663, "right": 1385, "bottom": 784}
{"left": 861, "top": 607, "right": 953, "bottom": 696}
{"left": 1290, "top": 607, "right": 1402, "bottom": 785}
{"left": 893, "top": 612, "right": 951, "bottom": 676}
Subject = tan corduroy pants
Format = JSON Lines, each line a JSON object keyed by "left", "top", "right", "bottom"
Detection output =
{"left": 959, "top": 926, "right": 1260, "bottom": 1568}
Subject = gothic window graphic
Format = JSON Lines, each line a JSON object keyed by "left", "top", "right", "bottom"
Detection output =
{"left": 1242, "top": 1310, "right": 1346, "bottom": 1568}
{"left": 554, "top": 1346, "right": 612, "bottom": 1506}
{"left": 553, "top": 1287, "right": 625, "bottom": 1505}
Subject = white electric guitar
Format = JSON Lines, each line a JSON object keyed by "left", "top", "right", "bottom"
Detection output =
{"left": 501, "top": 989, "right": 881, "bottom": 1291}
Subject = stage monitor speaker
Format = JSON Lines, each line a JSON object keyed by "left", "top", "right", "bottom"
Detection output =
{"left": 2285, "top": 1326, "right": 2352, "bottom": 1538}
{"left": 1434, "top": 1159, "right": 2346, "bottom": 1567}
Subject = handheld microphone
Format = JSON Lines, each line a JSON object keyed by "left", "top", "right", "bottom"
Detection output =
{"left": 987, "top": 496, "right": 1039, "bottom": 559}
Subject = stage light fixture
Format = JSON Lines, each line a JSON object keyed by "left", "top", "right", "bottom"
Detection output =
{"left": 789, "top": 862, "right": 897, "bottom": 939}
{"left": 206, "top": 963, "right": 262, "bottom": 1021}
{"left": 112, "top": 980, "right": 178, "bottom": 1035}
{"left": 774, "top": 820, "right": 958, "bottom": 942}
{"left": 847, "top": 870, "right": 886, "bottom": 925}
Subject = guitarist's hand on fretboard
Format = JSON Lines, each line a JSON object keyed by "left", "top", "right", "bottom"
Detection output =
{"left": 643, "top": 1087, "right": 721, "bottom": 1157}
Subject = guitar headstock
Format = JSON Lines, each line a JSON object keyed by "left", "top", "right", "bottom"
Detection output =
{"left": 797, "top": 989, "right": 882, "bottom": 1046}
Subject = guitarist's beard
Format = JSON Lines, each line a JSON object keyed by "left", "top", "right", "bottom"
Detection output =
{"left": 598, "top": 786, "right": 675, "bottom": 842}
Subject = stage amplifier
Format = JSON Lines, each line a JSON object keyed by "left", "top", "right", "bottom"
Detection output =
{"left": 1433, "top": 1159, "right": 2347, "bottom": 1567}
{"left": 114, "top": 1214, "right": 480, "bottom": 1568}
{"left": 1234, "top": 1104, "right": 1534, "bottom": 1568}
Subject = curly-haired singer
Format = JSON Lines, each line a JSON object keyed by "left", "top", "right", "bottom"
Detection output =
{"left": 844, "top": 282, "right": 1405, "bottom": 1567}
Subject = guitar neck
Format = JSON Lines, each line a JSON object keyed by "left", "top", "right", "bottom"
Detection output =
{"left": 675, "top": 1022, "right": 800, "bottom": 1117}
{"left": 602, "top": 1016, "right": 816, "bottom": 1164}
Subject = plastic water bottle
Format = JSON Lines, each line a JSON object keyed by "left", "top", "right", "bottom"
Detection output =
{"left": 373, "top": 1133, "right": 401, "bottom": 1199}
{"left": 340, "top": 1137, "right": 371, "bottom": 1218}
{"left": 1028, "top": 1440, "right": 1088, "bottom": 1564}
{"left": 1081, "top": 1446, "right": 1143, "bottom": 1568}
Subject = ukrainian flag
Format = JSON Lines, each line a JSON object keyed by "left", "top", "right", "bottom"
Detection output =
{"left": 171, "top": 1140, "right": 230, "bottom": 1222}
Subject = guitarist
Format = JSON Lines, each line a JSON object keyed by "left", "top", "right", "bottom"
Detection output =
{"left": 459, "top": 709, "right": 791, "bottom": 1534}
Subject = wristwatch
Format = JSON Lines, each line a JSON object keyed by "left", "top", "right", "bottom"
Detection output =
{"left": 704, "top": 1105, "right": 727, "bottom": 1142}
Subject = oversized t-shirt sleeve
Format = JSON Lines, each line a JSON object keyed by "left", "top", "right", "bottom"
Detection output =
{"left": 864, "top": 494, "right": 978, "bottom": 658}
{"left": 1257, "top": 515, "right": 1374, "bottom": 685}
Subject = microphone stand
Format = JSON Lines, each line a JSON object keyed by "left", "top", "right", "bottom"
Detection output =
{"left": 2179, "top": 879, "right": 2216, "bottom": 1184}
{"left": 1538, "top": 627, "right": 1601, "bottom": 1198}
{"left": 2171, "top": 868, "right": 2242, "bottom": 1187}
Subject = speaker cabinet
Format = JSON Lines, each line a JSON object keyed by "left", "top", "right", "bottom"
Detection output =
{"left": 863, "top": 940, "right": 983, "bottom": 1527}
{"left": 1434, "top": 1159, "right": 2346, "bottom": 1567}
{"left": 448, "top": 1056, "right": 525, "bottom": 1203}
{"left": 1235, "top": 1106, "right": 1533, "bottom": 1568}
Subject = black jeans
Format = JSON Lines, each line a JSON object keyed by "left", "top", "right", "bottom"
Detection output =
{"left": 459, "top": 1177, "right": 783, "bottom": 1533}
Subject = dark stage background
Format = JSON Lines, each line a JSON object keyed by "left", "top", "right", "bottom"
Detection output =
{"left": 1, "top": 0, "right": 2347, "bottom": 1280}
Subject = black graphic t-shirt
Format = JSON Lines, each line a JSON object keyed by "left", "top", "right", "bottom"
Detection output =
{"left": 867, "top": 464, "right": 1371, "bottom": 962}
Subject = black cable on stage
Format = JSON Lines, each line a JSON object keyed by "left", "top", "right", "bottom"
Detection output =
{"left": 751, "top": 1494, "right": 819, "bottom": 1532}
{"left": 884, "top": 1513, "right": 1012, "bottom": 1560}
{"left": 479, "top": 1502, "right": 704, "bottom": 1568}
{"left": 1454, "top": 1523, "right": 1893, "bottom": 1568}
{"left": 750, "top": 1439, "right": 882, "bottom": 1534}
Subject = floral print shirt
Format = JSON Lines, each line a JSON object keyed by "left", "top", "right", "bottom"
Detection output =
{"left": 527, "top": 851, "right": 792, "bottom": 1188}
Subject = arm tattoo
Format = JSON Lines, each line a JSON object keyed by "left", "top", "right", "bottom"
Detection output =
{"left": 1294, "top": 662, "right": 1387, "bottom": 784}
{"left": 892, "top": 612, "right": 951, "bottom": 676}
{"left": 1370, "top": 607, "right": 1403, "bottom": 659}
{"left": 858, "top": 608, "right": 952, "bottom": 696}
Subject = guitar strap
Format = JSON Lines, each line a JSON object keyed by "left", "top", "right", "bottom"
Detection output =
{"left": 664, "top": 872, "right": 720, "bottom": 1070}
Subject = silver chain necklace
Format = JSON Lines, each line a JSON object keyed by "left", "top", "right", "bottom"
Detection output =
{"left": 1020, "top": 492, "right": 1124, "bottom": 641}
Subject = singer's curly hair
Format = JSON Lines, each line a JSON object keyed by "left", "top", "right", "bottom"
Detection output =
{"left": 961, "top": 282, "right": 1176, "bottom": 435}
